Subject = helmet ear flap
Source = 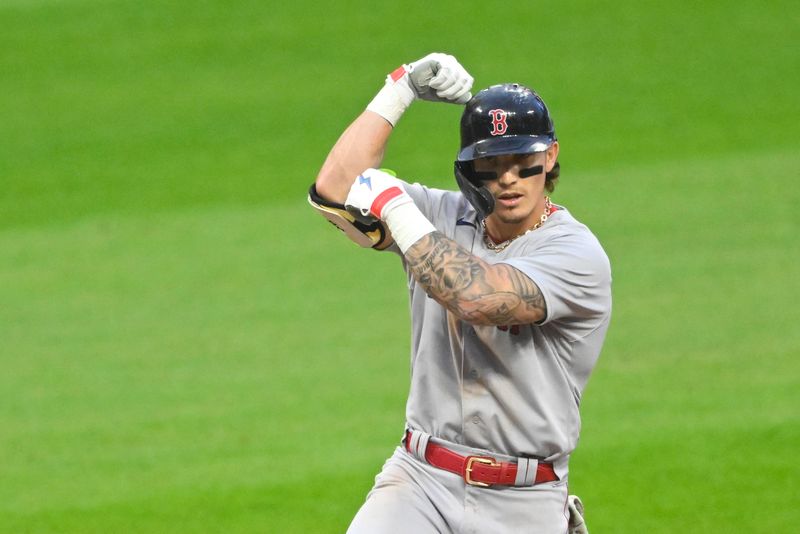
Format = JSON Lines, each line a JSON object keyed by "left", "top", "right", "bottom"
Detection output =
{"left": 454, "top": 161, "right": 495, "bottom": 219}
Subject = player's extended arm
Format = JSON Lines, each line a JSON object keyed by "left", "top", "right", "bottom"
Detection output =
{"left": 346, "top": 169, "right": 546, "bottom": 326}
{"left": 313, "top": 54, "right": 473, "bottom": 248}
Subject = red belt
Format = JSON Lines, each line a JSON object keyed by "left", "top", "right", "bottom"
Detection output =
{"left": 404, "top": 431, "right": 557, "bottom": 487}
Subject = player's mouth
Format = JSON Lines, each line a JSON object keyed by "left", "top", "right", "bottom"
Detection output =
{"left": 496, "top": 192, "right": 523, "bottom": 208}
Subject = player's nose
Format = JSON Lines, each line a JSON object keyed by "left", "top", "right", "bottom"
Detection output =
{"left": 497, "top": 167, "right": 519, "bottom": 185}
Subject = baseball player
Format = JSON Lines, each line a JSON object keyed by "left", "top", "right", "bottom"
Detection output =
{"left": 310, "top": 52, "right": 609, "bottom": 534}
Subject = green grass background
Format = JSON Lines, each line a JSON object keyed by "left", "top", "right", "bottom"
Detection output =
{"left": 1, "top": 0, "right": 798, "bottom": 532}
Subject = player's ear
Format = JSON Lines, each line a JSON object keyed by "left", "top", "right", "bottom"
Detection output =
{"left": 545, "top": 142, "right": 559, "bottom": 172}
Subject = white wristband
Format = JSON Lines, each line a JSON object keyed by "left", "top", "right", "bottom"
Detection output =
{"left": 365, "top": 67, "right": 416, "bottom": 127}
{"left": 383, "top": 200, "right": 437, "bottom": 254}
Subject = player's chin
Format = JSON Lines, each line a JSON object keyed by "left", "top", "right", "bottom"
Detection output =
{"left": 494, "top": 209, "right": 528, "bottom": 225}
{"left": 493, "top": 203, "right": 530, "bottom": 223}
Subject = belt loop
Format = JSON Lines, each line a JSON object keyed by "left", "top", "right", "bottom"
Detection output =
{"left": 514, "top": 457, "right": 539, "bottom": 486}
{"left": 407, "top": 429, "right": 432, "bottom": 463}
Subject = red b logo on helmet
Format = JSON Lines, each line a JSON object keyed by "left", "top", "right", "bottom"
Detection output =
{"left": 489, "top": 109, "right": 508, "bottom": 136}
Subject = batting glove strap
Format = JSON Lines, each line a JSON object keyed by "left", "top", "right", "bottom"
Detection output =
{"left": 382, "top": 199, "right": 436, "bottom": 254}
{"left": 345, "top": 168, "right": 436, "bottom": 253}
{"left": 346, "top": 168, "right": 408, "bottom": 220}
{"left": 370, "top": 186, "right": 406, "bottom": 219}
{"left": 366, "top": 66, "right": 416, "bottom": 127}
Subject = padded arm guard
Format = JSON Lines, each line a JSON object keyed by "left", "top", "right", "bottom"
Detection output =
{"left": 308, "top": 183, "right": 387, "bottom": 248}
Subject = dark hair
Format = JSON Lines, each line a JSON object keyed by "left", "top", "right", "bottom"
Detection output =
{"left": 545, "top": 160, "right": 560, "bottom": 193}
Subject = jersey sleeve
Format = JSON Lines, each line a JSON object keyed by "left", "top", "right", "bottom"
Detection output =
{"left": 499, "top": 232, "right": 612, "bottom": 337}
{"left": 402, "top": 181, "right": 455, "bottom": 228}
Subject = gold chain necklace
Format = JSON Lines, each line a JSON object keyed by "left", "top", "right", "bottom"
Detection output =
{"left": 482, "top": 197, "right": 553, "bottom": 253}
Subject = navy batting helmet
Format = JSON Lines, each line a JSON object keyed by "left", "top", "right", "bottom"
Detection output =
{"left": 454, "top": 83, "right": 557, "bottom": 219}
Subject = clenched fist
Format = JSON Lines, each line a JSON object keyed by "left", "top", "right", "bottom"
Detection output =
{"left": 367, "top": 52, "right": 474, "bottom": 126}
{"left": 345, "top": 168, "right": 412, "bottom": 222}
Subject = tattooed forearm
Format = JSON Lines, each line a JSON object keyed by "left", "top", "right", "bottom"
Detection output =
{"left": 405, "top": 232, "right": 546, "bottom": 325}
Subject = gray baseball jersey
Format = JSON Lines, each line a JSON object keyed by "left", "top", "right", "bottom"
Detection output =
{"left": 394, "top": 182, "right": 612, "bottom": 472}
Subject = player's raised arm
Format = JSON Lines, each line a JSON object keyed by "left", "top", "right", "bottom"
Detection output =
{"left": 315, "top": 52, "right": 473, "bottom": 202}
{"left": 311, "top": 53, "right": 473, "bottom": 248}
{"left": 314, "top": 111, "right": 392, "bottom": 205}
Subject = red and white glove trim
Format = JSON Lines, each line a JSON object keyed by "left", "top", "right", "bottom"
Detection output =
{"left": 345, "top": 169, "right": 435, "bottom": 253}
{"left": 369, "top": 186, "right": 406, "bottom": 219}
{"left": 366, "top": 65, "right": 415, "bottom": 127}
{"left": 389, "top": 65, "right": 407, "bottom": 82}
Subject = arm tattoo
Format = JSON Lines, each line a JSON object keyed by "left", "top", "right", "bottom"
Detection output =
{"left": 404, "top": 232, "right": 546, "bottom": 325}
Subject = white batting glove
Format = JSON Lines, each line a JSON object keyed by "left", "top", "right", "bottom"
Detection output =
{"left": 407, "top": 53, "right": 474, "bottom": 104}
{"left": 567, "top": 495, "right": 589, "bottom": 534}
{"left": 345, "top": 168, "right": 412, "bottom": 221}
{"left": 345, "top": 168, "right": 436, "bottom": 253}
{"left": 366, "top": 52, "right": 474, "bottom": 126}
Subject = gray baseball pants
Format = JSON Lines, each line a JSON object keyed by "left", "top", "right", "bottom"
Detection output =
{"left": 347, "top": 446, "right": 569, "bottom": 534}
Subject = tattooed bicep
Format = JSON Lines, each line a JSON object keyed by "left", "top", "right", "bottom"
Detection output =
{"left": 493, "top": 264, "right": 547, "bottom": 323}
